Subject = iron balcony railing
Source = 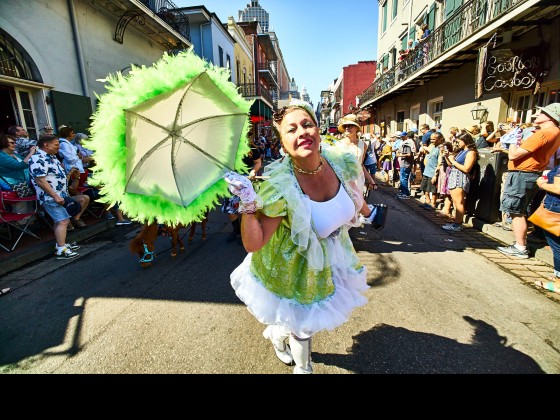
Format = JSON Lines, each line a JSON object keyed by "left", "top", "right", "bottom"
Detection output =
{"left": 238, "top": 83, "right": 274, "bottom": 106}
{"left": 140, "top": 0, "right": 191, "bottom": 41}
{"left": 361, "top": 0, "right": 528, "bottom": 105}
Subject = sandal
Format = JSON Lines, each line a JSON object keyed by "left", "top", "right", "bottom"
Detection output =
{"left": 71, "top": 219, "right": 87, "bottom": 229}
{"left": 534, "top": 279, "right": 560, "bottom": 295}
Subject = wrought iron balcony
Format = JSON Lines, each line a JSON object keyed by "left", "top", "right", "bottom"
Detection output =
{"left": 238, "top": 83, "right": 274, "bottom": 107}
{"left": 139, "top": 0, "right": 190, "bottom": 42}
{"left": 89, "top": 0, "right": 191, "bottom": 50}
{"left": 361, "top": 0, "right": 532, "bottom": 106}
{"left": 257, "top": 62, "right": 278, "bottom": 87}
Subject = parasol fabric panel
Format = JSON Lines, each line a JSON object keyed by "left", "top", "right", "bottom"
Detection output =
{"left": 87, "top": 50, "right": 253, "bottom": 226}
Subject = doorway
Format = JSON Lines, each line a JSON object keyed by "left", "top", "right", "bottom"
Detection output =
{"left": 0, "top": 85, "right": 17, "bottom": 134}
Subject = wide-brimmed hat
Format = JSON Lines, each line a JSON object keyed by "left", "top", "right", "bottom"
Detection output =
{"left": 536, "top": 102, "right": 560, "bottom": 124}
{"left": 338, "top": 114, "right": 361, "bottom": 133}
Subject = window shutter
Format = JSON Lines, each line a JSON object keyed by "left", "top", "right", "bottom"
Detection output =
{"left": 428, "top": 2, "right": 436, "bottom": 31}
{"left": 51, "top": 91, "right": 93, "bottom": 134}
{"left": 401, "top": 35, "right": 408, "bottom": 51}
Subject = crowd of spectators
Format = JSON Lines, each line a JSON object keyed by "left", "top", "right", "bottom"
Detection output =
{"left": 0, "top": 124, "right": 132, "bottom": 259}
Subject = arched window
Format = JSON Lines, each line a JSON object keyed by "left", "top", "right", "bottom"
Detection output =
{"left": 0, "top": 29, "right": 39, "bottom": 82}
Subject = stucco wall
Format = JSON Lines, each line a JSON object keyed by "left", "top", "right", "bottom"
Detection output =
{"left": 0, "top": 0, "right": 173, "bottom": 102}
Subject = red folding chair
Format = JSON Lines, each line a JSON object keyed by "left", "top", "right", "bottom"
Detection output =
{"left": 0, "top": 191, "right": 41, "bottom": 252}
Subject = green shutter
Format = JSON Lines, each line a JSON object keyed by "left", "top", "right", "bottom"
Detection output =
{"left": 51, "top": 90, "right": 93, "bottom": 134}
{"left": 428, "top": 2, "right": 436, "bottom": 31}
{"left": 401, "top": 35, "right": 407, "bottom": 51}
{"left": 408, "top": 26, "right": 415, "bottom": 41}
{"left": 445, "top": 0, "right": 462, "bottom": 19}
{"left": 382, "top": 3, "right": 388, "bottom": 32}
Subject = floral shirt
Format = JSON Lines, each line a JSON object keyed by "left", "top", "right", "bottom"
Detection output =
{"left": 28, "top": 149, "right": 69, "bottom": 204}
{"left": 15, "top": 137, "right": 37, "bottom": 159}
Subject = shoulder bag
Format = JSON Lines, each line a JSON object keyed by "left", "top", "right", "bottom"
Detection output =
{"left": 528, "top": 200, "right": 560, "bottom": 236}
{"left": 0, "top": 176, "right": 34, "bottom": 197}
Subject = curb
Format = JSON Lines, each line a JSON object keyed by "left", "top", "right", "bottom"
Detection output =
{"left": 0, "top": 219, "right": 115, "bottom": 277}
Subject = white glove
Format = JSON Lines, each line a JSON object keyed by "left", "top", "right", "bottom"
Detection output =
{"left": 224, "top": 172, "right": 259, "bottom": 213}
{"left": 359, "top": 204, "right": 376, "bottom": 225}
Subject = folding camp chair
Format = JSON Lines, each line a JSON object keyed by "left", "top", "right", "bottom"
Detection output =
{"left": 0, "top": 191, "right": 41, "bottom": 252}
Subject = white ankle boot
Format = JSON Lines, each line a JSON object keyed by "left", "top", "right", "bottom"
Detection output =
{"left": 263, "top": 325, "right": 293, "bottom": 365}
{"left": 289, "top": 335, "right": 313, "bottom": 374}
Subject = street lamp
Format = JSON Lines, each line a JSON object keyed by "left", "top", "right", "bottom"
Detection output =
{"left": 471, "top": 102, "right": 488, "bottom": 122}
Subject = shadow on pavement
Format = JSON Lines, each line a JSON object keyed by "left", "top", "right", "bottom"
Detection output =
{"left": 313, "top": 316, "right": 545, "bottom": 374}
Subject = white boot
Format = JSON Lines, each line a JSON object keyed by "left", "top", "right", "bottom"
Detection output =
{"left": 289, "top": 334, "right": 313, "bottom": 374}
{"left": 263, "top": 325, "right": 293, "bottom": 365}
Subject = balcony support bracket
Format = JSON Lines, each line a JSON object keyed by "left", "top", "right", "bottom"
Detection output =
{"left": 114, "top": 11, "right": 145, "bottom": 44}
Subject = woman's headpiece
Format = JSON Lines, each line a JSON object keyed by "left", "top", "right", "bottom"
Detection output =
{"left": 272, "top": 99, "right": 318, "bottom": 132}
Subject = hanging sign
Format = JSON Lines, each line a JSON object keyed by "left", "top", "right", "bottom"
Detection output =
{"left": 476, "top": 46, "right": 544, "bottom": 98}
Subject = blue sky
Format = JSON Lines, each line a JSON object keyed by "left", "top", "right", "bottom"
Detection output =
{"left": 175, "top": 1, "right": 379, "bottom": 107}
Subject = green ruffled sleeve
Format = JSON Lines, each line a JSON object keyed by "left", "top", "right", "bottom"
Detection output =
{"left": 256, "top": 180, "right": 287, "bottom": 218}
{"left": 324, "top": 143, "right": 362, "bottom": 182}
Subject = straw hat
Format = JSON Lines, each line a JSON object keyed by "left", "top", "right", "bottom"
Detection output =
{"left": 337, "top": 114, "right": 361, "bottom": 133}
{"left": 536, "top": 102, "right": 560, "bottom": 124}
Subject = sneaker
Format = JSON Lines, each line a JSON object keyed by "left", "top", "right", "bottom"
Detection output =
{"left": 56, "top": 246, "right": 79, "bottom": 260}
{"left": 116, "top": 220, "right": 132, "bottom": 226}
{"left": 442, "top": 223, "right": 463, "bottom": 232}
{"left": 71, "top": 219, "right": 87, "bottom": 229}
{"left": 56, "top": 242, "right": 80, "bottom": 251}
{"left": 497, "top": 243, "right": 529, "bottom": 259}
{"left": 397, "top": 194, "right": 410, "bottom": 199}
{"left": 105, "top": 212, "right": 115, "bottom": 220}
{"left": 66, "top": 242, "right": 80, "bottom": 251}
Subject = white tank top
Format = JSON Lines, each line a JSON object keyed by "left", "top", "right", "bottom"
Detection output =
{"left": 309, "top": 184, "right": 355, "bottom": 239}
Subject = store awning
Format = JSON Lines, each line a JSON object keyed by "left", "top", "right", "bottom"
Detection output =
{"left": 250, "top": 99, "right": 272, "bottom": 120}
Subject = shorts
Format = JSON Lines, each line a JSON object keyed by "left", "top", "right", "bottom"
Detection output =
{"left": 42, "top": 199, "right": 70, "bottom": 223}
{"left": 420, "top": 175, "right": 437, "bottom": 193}
{"left": 382, "top": 161, "right": 392, "bottom": 171}
{"left": 365, "top": 163, "right": 377, "bottom": 176}
{"left": 499, "top": 171, "right": 540, "bottom": 216}
{"left": 447, "top": 168, "right": 470, "bottom": 193}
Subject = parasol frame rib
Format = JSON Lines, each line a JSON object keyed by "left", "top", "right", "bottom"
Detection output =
{"left": 125, "top": 110, "right": 247, "bottom": 173}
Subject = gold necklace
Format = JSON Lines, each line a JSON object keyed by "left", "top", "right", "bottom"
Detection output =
{"left": 293, "top": 157, "right": 324, "bottom": 175}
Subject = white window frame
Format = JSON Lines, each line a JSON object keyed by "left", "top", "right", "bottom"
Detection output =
{"left": 15, "top": 87, "right": 38, "bottom": 138}
{"left": 510, "top": 82, "right": 560, "bottom": 124}
{"left": 408, "top": 103, "right": 420, "bottom": 130}
{"left": 427, "top": 96, "right": 443, "bottom": 126}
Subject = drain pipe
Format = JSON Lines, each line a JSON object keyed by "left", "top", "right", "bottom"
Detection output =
{"left": 67, "top": 0, "right": 89, "bottom": 97}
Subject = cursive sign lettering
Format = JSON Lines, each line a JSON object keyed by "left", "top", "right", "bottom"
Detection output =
{"left": 482, "top": 49, "right": 541, "bottom": 93}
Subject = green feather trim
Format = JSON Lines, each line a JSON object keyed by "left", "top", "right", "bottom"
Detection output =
{"left": 86, "top": 50, "right": 253, "bottom": 226}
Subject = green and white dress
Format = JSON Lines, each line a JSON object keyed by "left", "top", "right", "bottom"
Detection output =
{"left": 230, "top": 144, "right": 369, "bottom": 338}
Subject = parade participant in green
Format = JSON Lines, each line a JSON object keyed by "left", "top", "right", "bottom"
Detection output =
{"left": 225, "top": 100, "right": 376, "bottom": 374}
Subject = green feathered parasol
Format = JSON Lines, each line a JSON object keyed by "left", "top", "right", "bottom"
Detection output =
{"left": 86, "top": 50, "right": 253, "bottom": 226}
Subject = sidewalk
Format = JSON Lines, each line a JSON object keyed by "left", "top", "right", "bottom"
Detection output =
{"left": 375, "top": 173, "right": 557, "bottom": 301}
{"left": 0, "top": 213, "right": 118, "bottom": 277}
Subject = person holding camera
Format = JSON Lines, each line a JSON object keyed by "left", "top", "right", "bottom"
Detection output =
{"left": 28, "top": 135, "right": 90, "bottom": 259}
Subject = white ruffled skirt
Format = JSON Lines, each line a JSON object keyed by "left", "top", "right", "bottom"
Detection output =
{"left": 230, "top": 235, "right": 369, "bottom": 339}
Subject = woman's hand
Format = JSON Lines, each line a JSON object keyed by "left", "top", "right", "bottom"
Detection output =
{"left": 224, "top": 172, "right": 258, "bottom": 213}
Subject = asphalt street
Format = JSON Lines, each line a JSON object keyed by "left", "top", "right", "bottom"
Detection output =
{"left": 0, "top": 184, "right": 559, "bottom": 373}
